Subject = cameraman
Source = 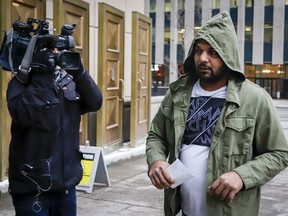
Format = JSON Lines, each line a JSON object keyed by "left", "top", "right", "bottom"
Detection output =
{"left": 6, "top": 47, "right": 103, "bottom": 216}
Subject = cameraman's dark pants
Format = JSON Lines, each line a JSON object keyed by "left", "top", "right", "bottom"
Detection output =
{"left": 11, "top": 188, "right": 76, "bottom": 216}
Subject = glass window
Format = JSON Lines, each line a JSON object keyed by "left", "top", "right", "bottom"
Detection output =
{"left": 286, "top": 0, "right": 288, "bottom": 5}
{"left": 164, "top": 29, "right": 170, "bottom": 45}
{"left": 151, "top": 64, "right": 166, "bottom": 88}
{"left": 178, "top": 0, "right": 184, "bottom": 10}
{"left": 212, "top": 0, "right": 220, "bottom": 9}
{"left": 285, "top": 22, "right": 288, "bottom": 43}
{"left": 195, "top": 0, "right": 202, "bottom": 8}
{"left": 178, "top": 29, "right": 184, "bottom": 44}
{"left": 284, "top": 65, "right": 288, "bottom": 77}
{"left": 265, "top": 0, "right": 273, "bottom": 6}
{"left": 165, "top": 0, "right": 171, "bottom": 12}
{"left": 245, "top": 64, "right": 256, "bottom": 78}
{"left": 230, "top": 0, "right": 238, "bottom": 8}
{"left": 178, "top": 0, "right": 185, "bottom": 43}
{"left": 195, "top": 0, "right": 202, "bottom": 26}
{"left": 152, "top": 26, "right": 156, "bottom": 44}
{"left": 245, "top": 25, "right": 253, "bottom": 42}
{"left": 255, "top": 64, "right": 286, "bottom": 78}
{"left": 150, "top": 0, "right": 156, "bottom": 12}
{"left": 178, "top": 1, "right": 185, "bottom": 29}
{"left": 165, "top": 11, "right": 170, "bottom": 29}
{"left": 264, "top": 24, "right": 273, "bottom": 43}
{"left": 246, "top": 0, "right": 253, "bottom": 7}
{"left": 194, "top": 27, "right": 201, "bottom": 36}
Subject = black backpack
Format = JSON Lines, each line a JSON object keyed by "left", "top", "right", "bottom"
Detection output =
{"left": 0, "top": 28, "right": 36, "bottom": 83}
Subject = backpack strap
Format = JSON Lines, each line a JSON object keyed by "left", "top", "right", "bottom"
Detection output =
{"left": 17, "top": 35, "right": 38, "bottom": 83}
{"left": 6, "top": 29, "right": 14, "bottom": 73}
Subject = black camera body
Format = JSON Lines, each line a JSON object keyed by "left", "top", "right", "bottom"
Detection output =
{"left": 33, "top": 22, "right": 76, "bottom": 51}
{"left": 0, "top": 18, "right": 81, "bottom": 82}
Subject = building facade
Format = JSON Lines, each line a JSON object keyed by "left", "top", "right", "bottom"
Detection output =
{"left": 150, "top": 0, "right": 288, "bottom": 99}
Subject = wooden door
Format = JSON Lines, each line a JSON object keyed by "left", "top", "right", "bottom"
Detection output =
{"left": 54, "top": 0, "right": 89, "bottom": 145}
{"left": 130, "top": 12, "right": 152, "bottom": 147}
{"left": 0, "top": 0, "right": 45, "bottom": 180}
{"left": 97, "top": 3, "right": 124, "bottom": 150}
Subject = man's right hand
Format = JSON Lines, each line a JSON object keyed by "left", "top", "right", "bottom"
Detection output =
{"left": 148, "top": 160, "right": 174, "bottom": 190}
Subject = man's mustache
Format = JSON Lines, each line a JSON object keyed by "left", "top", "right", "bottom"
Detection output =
{"left": 198, "top": 64, "right": 211, "bottom": 71}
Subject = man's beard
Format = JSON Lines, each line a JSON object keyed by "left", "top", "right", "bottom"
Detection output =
{"left": 196, "top": 64, "right": 229, "bottom": 83}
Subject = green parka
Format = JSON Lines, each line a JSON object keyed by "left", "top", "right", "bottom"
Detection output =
{"left": 146, "top": 11, "right": 288, "bottom": 216}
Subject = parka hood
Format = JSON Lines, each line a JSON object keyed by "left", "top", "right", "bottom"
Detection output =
{"left": 183, "top": 11, "right": 245, "bottom": 81}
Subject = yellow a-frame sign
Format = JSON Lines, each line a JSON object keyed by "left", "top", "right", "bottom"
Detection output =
{"left": 76, "top": 146, "right": 111, "bottom": 193}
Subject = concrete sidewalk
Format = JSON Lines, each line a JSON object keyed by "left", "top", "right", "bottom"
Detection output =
{"left": 0, "top": 136, "right": 147, "bottom": 196}
{"left": 0, "top": 136, "right": 149, "bottom": 216}
{"left": 273, "top": 99, "right": 288, "bottom": 108}
{"left": 1, "top": 99, "right": 288, "bottom": 215}
{"left": 1, "top": 155, "right": 288, "bottom": 216}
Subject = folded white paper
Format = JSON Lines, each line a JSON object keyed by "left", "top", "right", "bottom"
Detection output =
{"left": 167, "top": 159, "right": 194, "bottom": 189}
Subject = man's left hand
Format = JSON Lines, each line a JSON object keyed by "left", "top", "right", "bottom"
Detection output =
{"left": 208, "top": 171, "right": 243, "bottom": 204}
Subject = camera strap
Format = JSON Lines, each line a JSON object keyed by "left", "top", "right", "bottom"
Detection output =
{"left": 6, "top": 30, "right": 14, "bottom": 72}
{"left": 17, "top": 35, "right": 38, "bottom": 83}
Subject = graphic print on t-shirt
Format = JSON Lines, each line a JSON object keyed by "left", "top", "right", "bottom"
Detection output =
{"left": 182, "top": 96, "right": 225, "bottom": 147}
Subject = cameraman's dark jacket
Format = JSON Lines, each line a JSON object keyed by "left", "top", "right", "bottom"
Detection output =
{"left": 7, "top": 70, "right": 102, "bottom": 194}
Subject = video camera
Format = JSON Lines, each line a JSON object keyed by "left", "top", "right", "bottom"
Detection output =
{"left": 0, "top": 17, "right": 81, "bottom": 83}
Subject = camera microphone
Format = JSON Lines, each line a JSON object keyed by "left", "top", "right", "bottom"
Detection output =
{"left": 61, "top": 24, "right": 76, "bottom": 36}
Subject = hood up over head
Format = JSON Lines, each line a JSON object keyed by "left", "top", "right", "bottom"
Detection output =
{"left": 183, "top": 11, "right": 245, "bottom": 81}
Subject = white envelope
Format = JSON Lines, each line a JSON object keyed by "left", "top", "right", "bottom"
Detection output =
{"left": 167, "top": 159, "right": 194, "bottom": 189}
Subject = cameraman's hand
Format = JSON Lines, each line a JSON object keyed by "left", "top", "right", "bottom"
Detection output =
{"left": 31, "top": 48, "right": 55, "bottom": 73}
{"left": 59, "top": 51, "right": 85, "bottom": 80}
{"left": 65, "top": 58, "right": 84, "bottom": 78}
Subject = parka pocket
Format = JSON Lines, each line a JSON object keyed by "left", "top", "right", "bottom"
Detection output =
{"left": 23, "top": 88, "right": 60, "bottom": 130}
{"left": 222, "top": 118, "right": 255, "bottom": 171}
{"left": 162, "top": 105, "right": 175, "bottom": 146}
{"left": 227, "top": 187, "right": 259, "bottom": 210}
{"left": 19, "top": 158, "right": 53, "bottom": 192}
{"left": 225, "top": 118, "right": 254, "bottom": 132}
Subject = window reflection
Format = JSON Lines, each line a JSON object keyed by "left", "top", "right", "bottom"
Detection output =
{"left": 213, "top": 0, "right": 220, "bottom": 9}
{"left": 265, "top": 0, "right": 273, "bottom": 6}
{"left": 230, "top": 0, "right": 238, "bottom": 8}
{"left": 246, "top": 0, "right": 253, "bottom": 7}
{"left": 245, "top": 25, "right": 253, "bottom": 42}
{"left": 264, "top": 24, "right": 273, "bottom": 43}
{"left": 150, "top": 0, "right": 156, "bottom": 12}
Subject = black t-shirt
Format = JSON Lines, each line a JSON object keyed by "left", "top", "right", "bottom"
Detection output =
{"left": 182, "top": 96, "right": 225, "bottom": 147}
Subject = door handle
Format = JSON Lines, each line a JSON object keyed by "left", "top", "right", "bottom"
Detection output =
{"left": 137, "top": 79, "right": 142, "bottom": 100}
{"left": 119, "top": 79, "right": 124, "bottom": 101}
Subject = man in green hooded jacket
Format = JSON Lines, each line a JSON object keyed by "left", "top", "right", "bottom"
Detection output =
{"left": 146, "top": 11, "right": 288, "bottom": 216}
